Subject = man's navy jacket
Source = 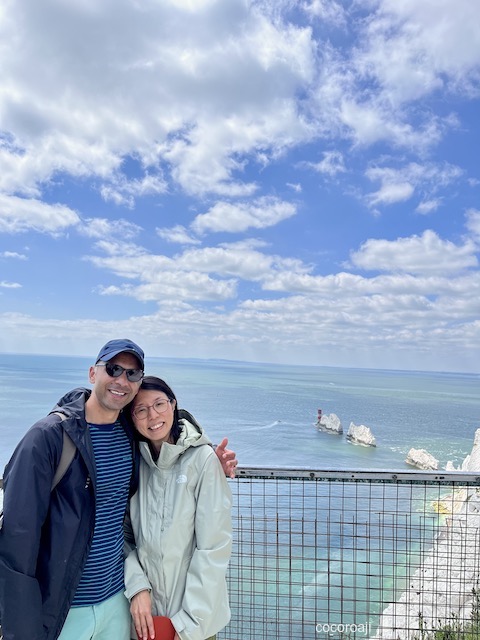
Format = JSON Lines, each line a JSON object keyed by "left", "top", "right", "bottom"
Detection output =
{"left": 0, "top": 388, "right": 139, "bottom": 640}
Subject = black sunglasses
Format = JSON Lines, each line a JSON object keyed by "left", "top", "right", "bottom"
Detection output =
{"left": 96, "top": 361, "right": 144, "bottom": 382}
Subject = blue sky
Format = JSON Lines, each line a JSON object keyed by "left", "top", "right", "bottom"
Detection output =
{"left": 1, "top": 0, "right": 479, "bottom": 373}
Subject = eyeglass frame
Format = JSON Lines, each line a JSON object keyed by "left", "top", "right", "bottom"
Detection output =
{"left": 132, "top": 398, "right": 173, "bottom": 420}
{"left": 96, "top": 361, "right": 144, "bottom": 383}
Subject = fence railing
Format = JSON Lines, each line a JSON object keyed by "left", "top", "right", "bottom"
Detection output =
{"left": 220, "top": 467, "right": 480, "bottom": 640}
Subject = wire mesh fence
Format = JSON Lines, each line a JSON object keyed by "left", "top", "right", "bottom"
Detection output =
{"left": 219, "top": 467, "right": 480, "bottom": 640}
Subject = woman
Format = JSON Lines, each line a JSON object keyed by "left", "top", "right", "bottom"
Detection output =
{"left": 124, "top": 376, "right": 232, "bottom": 640}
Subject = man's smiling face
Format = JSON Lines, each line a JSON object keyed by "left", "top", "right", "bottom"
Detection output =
{"left": 87, "top": 352, "right": 142, "bottom": 423}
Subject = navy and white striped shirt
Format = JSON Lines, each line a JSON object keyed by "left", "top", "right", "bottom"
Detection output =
{"left": 72, "top": 420, "right": 132, "bottom": 606}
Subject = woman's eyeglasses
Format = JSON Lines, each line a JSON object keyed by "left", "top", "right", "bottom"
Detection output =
{"left": 132, "top": 399, "right": 172, "bottom": 420}
{"left": 96, "top": 361, "right": 144, "bottom": 382}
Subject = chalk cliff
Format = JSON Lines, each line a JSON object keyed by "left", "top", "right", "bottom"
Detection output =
{"left": 372, "top": 428, "right": 480, "bottom": 639}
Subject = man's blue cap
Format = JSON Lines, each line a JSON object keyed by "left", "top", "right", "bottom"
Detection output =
{"left": 95, "top": 339, "right": 145, "bottom": 369}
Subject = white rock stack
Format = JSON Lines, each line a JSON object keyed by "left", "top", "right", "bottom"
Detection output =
{"left": 317, "top": 412, "right": 343, "bottom": 435}
{"left": 346, "top": 422, "right": 376, "bottom": 447}
{"left": 405, "top": 447, "right": 439, "bottom": 470}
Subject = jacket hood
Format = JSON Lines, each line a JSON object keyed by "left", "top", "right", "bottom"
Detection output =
{"left": 50, "top": 386, "right": 91, "bottom": 419}
{"left": 177, "top": 409, "right": 212, "bottom": 448}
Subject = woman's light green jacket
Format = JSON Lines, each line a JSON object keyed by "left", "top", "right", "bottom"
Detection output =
{"left": 124, "top": 410, "right": 232, "bottom": 640}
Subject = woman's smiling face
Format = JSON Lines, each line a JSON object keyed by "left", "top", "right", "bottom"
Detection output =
{"left": 131, "top": 388, "right": 176, "bottom": 452}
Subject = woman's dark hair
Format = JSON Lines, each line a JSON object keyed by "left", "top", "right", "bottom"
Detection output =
{"left": 132, "top": 375, "right": 183, "bottom": 443}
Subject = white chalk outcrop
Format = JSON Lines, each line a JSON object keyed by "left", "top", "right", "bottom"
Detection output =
{"left": 446, "top": 429, "right": 480, "bottom": 472}
{"left": 405, "top": 447, "right": 439, "bottom": 470}
{"left": 346, "top": 422, "right": 376, "bottom": 447}
{"left": 317, "top": 412, "right": 343, "bottom": 435}
{"left": 373, "top": 428, "right": 480, "bottom": 639}
{"left": 372, "top": 490, "right": 480, "bottom": 639}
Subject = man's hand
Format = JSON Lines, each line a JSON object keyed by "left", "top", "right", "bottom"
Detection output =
{"left": 215, "top": 437, "right": 237, "bottom": 479}
{"left": 130, "top": 589, "right": 155, "bottom": 640}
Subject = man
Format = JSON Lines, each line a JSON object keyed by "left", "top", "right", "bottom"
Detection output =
{"left": 0, "top": 339, "right": 236, "bottom": 640}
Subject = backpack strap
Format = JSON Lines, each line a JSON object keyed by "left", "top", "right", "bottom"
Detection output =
{"left": 51, "top": 412, "right": 76, "bottom": 490}
{"left": 0, "top": 413, "right": 76, "bottom": 533}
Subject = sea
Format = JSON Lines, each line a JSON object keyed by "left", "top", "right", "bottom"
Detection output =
{"left": 1, "top": 353, "right": 479, "bottom": 636}
{"left": 0, "top": 352, "right": 479, "bottom": 473}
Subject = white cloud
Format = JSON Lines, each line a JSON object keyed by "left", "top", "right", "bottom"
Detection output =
{"left": 350, "top": 230, "right": 478, "bottom": 276}
{"left": 466, "top": 209, "right": 480, "bottom": 242}
{"left": 0, "top": 0, "right": 316, "bottom": 200}
{"left": 0, "top": 134, "right": 122, "bottom": 199}
{"left": 341, "top": 101, "right": 445, "bottom": 149}
{"left": 286, "top": 182, "right": 302, "bottom": 193}
{"left": 2, "top": 264, "right": 480, "bottom": 371}
{"left": 305, "top": 0, "right": 480, "bottom": 153}
{"left": 99, "top": 173, "right": 168, "bottom": 208}
{"left": 0, "top": 194, "right": 80, "bottom": 234}
{"left": 261, "top": 269, "right": 480, "bottom": 299}
{"left": 2, "top": 301, "right": 479, "bottom": 372}
{"left": 191, "top": 196, "right": 297, "bottom": 234}
{"left": 87, "top": 239, "right": 149, "bottom": 264}
{"left": 156, "top": 225, "right": 201, "bottom": 245}
{"left": 0, "top": 251, "right": 27, "bottom": 260}
{"left": 365, "top": 162, "right": 463, "bottom": 208}
{"left": 98, "top": 271, "right": 236, "bottom": 302}
{"left": 85, "top": 237, "right": 311, "bottom": 304}
{"left": 0, "top": 1, "right": 479, "bottom": 371}
{"left": 358, "top": 0, "right": 480, "bottom": 103}
{"left": 178, "top": 242, "right": 308, "bottom": 281}
{"left": 79, "top": 218, "right": 142, "bottom": 240}
{"left": 368, "top": 182, "right": 414, "bottom": 206}
{"left": 0, "top": 281, "right": 21, "bottom": 289}
{"left": 307, "top": 150, "right": 346, "bottom": 177}
{"left": 85, "top": 240, "right": 244, "bottom": 302}
{"left": 416, "top": 199, "right": 442, "bottom": 215}
{"left": 302, "top": 0, "right": 346, "bottom": 26}
{"left": 0, "top": 0, "right": 475, "bottom": 209}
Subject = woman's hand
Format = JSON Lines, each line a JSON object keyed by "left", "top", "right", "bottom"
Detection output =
{"left": 130, "top": 590, "right": 155, "bottom": 640}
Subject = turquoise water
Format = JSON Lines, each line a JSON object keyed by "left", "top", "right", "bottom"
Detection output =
{"left": 0, "top": 353, "right": 479, "bottom": 471}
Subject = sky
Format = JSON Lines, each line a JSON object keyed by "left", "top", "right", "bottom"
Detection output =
{"left": 0, "top": 0, "right": 480, "bottom": 373}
